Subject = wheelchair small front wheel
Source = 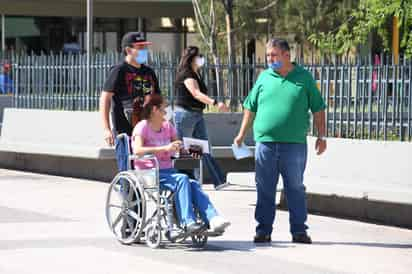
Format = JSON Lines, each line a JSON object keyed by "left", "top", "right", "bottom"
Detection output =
{"left": 191, "top": 233, "right": 208, "bottom": 248}
{"left": 146, "top": 224, "right": 162, "bottom": 248}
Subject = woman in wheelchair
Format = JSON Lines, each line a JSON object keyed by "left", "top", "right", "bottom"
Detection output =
{"left": 132, "top": 94, "right": 231, "bottom": 234}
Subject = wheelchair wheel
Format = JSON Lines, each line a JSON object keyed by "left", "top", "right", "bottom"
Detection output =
{"left": 105, "top": 171, "right": 146, "bottom": 245}
{"left": 191, "top": 233, "right": 208, "bottom": 248}
{"left": 146, "top": 224, "right": 162, "bottom": 248}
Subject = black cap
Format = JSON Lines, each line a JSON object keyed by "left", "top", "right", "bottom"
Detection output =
{"left": 121, "top": 32, "right": 152, "bottom": 49}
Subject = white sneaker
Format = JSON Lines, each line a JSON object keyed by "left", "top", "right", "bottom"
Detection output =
{"left": 209, "top": 216, "right": 231, "bottom": 232}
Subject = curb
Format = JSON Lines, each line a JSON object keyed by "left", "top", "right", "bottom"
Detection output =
{"left": 280, "top": 192, "right": 412, "bottom": 229}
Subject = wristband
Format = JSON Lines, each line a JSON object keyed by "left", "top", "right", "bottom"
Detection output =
{"left": 317, "top": 136, "right": 327, "bottom": 141}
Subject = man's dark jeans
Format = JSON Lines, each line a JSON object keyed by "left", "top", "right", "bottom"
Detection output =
{"left": 255, "top": 142, "right": 309, "bottom": 236}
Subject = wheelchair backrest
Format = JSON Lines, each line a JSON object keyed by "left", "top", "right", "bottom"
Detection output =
{"left": 115, "top": 133, "right": 158, "bottom": 171}
{"left": 115, "top": 133, "right": 159, "bottom": 189}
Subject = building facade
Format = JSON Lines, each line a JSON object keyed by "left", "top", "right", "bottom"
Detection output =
{"left": 0, "top": 0, "right": 199, "bottom": 55}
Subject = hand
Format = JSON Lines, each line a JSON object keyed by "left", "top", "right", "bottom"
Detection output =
{"left": 104, "top": 129, "right": 114, "bottom": 146}
{"left": 233, "top": 134, "right": 244, "bottom": 147}
{"left": 190, "top": 152, "right": 201, "bottom": 159}
{"left": 315, "top": 138, "right": 327, "bottom": 155}
{"left": 165, "top": 140, "right": 182, "bottom": 153}
{"left": 217, "top": 102, "right": 229, "bottom": 112}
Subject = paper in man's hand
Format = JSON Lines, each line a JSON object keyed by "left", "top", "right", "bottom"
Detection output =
{"left": 231, "top": 143, "right": 253, "bottom": 160}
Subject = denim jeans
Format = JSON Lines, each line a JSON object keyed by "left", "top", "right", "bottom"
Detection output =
{"left": 255, "top": 142, "right": 308, "bottom": 236}
{"left": 173, "top": 107, "right": 226, "bottom": 187}
{"left": 114, "top": 134, "right": 129, "bottom": 172}
{"left": 160, "top": 168, "right": 218, "bottom": 225}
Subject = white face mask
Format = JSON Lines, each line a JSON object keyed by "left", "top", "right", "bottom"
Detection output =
{"left": 195, "top": 56, "right": 205, "bottom": 67}
{"left": 164, "top": 106, "right": 173, "bottom": 122}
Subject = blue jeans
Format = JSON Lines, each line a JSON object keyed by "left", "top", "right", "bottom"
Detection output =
{"left": 160, "top": 168, "right": 218, "bottom": 226}
{"left": 173, "top": 108, "right": 226, "bottom": 187}
{"left": 255, "top": 142, "right": 308, "bottom": 236}
{"left": 114, "top": 135, "right": 129, "bottom": 172}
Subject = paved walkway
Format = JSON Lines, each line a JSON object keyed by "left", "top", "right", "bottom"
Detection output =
{"left": 0, "top": 169, "right": 411, "bottom": 274}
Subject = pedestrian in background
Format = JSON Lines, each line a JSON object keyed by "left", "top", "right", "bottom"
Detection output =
{"left": 174, "top": 46, "right": 230, "bottom": 190}
{"left": 0, "top": 63, "right": 14, "bottom": 95}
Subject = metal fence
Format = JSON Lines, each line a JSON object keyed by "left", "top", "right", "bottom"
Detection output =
{"left": 306, "top": 56, "right": 412, "bottom": 142}
{"left": 0, "top": 52, "right": 411, "bottom": 141}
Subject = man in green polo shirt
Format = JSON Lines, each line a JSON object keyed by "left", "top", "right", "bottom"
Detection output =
{"left": 234, "top": 38, "right": 327, "bottom": 244}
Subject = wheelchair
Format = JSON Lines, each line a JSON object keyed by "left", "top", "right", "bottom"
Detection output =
{"left": 105, "top": 134, "right": 221, "bottom": 249}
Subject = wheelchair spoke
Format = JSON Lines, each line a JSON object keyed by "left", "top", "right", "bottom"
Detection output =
{"left": 129, "top": 200, "right": 139, "bottom": 207}
{"left": 112, "top": 185, "right": 125, "bottom": 201}
{"left": 126, "top": 216, "right": 134, "bottom": 230}
{"left": 127, "top": 185, "right": 134, "bottom": 200}
{"left": 112, "top": 213, "right": 122, "bottom": 229}
{"left": 108, "top": 204, "right": 122, "bottom": 209}
{"left": 127, "top": 210, "right": 140, "bottom": 221}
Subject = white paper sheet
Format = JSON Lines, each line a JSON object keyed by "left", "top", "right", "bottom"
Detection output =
{"left": 182, "top": 137, "right": 210, "bottom": 154}
{"left": 231, "top": 143, "right": 253, "bottom": 160}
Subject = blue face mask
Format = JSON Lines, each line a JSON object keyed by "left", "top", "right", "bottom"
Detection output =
{"left": 268, "top": 61, "right": 283, "bottom": 71}
{"left": 135, "top": 49, "right": 148, "bottom": 64}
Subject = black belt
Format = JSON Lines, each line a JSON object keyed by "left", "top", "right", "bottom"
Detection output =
{"left": 177, "top": 105, "right": 204, "bottom": 113}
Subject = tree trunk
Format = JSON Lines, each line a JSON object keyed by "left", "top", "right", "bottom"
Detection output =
{"left": 211, "top": 39, "right": 223, "bottom": 98}
{"left": 191, "top": 0, "right": 222, "bottom": 97}
{"left": 223, "top": 0, "right": 238, "bottom": 110}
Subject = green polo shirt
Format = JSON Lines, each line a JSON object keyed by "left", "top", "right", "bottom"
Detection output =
{"left": 243, "top": 64, "right": 326, "bottom": 144}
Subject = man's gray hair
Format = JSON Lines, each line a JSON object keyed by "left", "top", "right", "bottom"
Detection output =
{"left": 266, "top": 38, "right": 290, "bottom": 52}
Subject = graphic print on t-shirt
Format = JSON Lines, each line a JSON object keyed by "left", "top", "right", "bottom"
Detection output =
{"left": 125, "top": 73, "right": 156, "bottom": 98}
{"left": 125, "top": 72, "right": 157, "bottom": 126}
{"left": 103, "top": 62, "right": 161, "bottom": 136}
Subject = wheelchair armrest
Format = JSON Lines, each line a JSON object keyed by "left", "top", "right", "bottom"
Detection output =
{"left": 129, "top": 154, "right": 156, "bottom": 161}
{"left": 129, "top": 154, "right": 160, "bottom": 170}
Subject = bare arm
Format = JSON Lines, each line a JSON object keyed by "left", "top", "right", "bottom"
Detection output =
{"left": 184, "top": 78, "right": 229, "bottom": 112}
{"left": 99, "top": 91, "right": 114, "bottom": 146}
{"left": 132, "top": 135, "right": 181, "bottom": 156}
{"left": 313, "top": 110, "right": 327, "bottom": 155}
{"left": 313, "top": 110, "right": 326, "bottom": 137}
{"left": 184, "top": 78, "right": 215, "bottom": 105}
{"left": 234, "top": 109, "right": 255, "bottom": 146}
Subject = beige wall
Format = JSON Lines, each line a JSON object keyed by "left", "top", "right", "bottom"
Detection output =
{"left": 147, "top": 32, "right": 202, "bottom": 56}
{"left": 147, "top": 32, "right": 182, "bottom": 56}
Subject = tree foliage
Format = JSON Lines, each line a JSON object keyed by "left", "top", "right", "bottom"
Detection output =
{"left": 195, "top": 0, "right": 358, "bottom": 59}
{"left": 309, "top": 0, "right": 412, "bottom": 57}
{"left": 277, "top": 0, "right": 357, "bottom": 46}
{"left": 192, "top": 0, "right": 225, "bottom": 96}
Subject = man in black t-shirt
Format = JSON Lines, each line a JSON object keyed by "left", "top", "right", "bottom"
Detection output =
{"left": 100, "top": 32, "right": 161, "bottom": 149}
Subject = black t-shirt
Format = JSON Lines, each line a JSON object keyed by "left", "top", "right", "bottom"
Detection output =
{"left": 175, "top": 69, "right": 207, "bottom": 111}
{"left": 103, "top": 62, "right": 161, "bottom": 136}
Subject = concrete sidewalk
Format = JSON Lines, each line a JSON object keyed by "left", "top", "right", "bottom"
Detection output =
{"left": 228, "top": 172, "right": 412, "bottom": 228}
{"left": 1, "top": 168, "right": 411, "bottom": 274}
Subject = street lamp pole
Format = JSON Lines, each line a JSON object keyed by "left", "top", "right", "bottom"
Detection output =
{"left": 86, "top": 0, "right": 94, "bottom": 110}
{"left": 1, "top": 15, "right": 5, "bottom": 53}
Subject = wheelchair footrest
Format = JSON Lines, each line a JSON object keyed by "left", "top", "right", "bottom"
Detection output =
{"left": 190, "top": 225, "right": 224, "bottom": 237}
{"left": 204, "top": 230, "right": 224, "bottom": 237}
